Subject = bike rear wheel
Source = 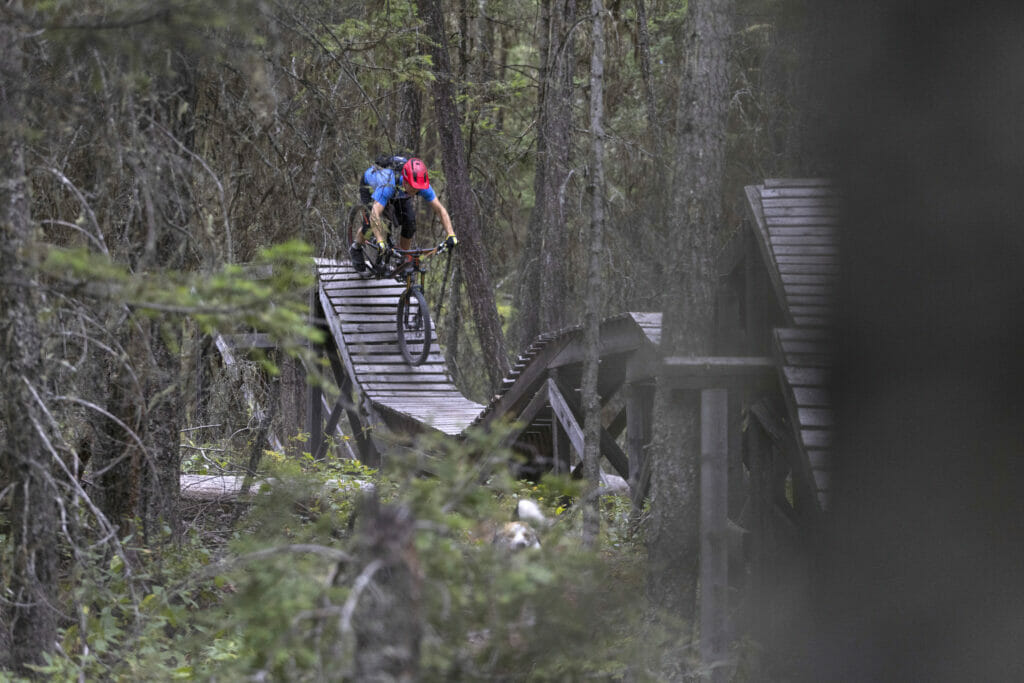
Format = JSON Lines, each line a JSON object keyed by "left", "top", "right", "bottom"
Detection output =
{"left": 396, "top": 287, "right": 432, "bottom": 366}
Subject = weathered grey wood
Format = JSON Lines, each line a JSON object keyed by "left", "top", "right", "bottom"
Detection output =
{"left": 802, "top": 429, "right": 831, "bottom": 448}
{"left": 352, "top": 363, "right": 448, "bottom": 374}
{"left": 627, "top": 379, "right": 655, "bottom": 510}
{"left": 783, "top": 366, "right": 829, "bottom": 386}
{"left": 780, "top": 273, "right": 836, "bottom": 285}
{"left": 773, "top": 246, "right": 838, "bottom": 256}
{"left": 777, "top": 263, "right": 839, "bottom": 275}
{"left": 547, "top": 378, "right": 585, "bottom": 460}
{"left": 761, "top": 197, "right": 841, "bottom": 209}
{"left": 549, "top": 378, "right": 631, "bottom": 479}
{"left": 762, "top": 178, "right": 833, "bottom": 188}
{"left": 793, "top": 387, "right": 830, "bottom": 406}
{"left": 793, "top": 316, "right": 831, "bottom": 327}
{"left": 700, "top": 387, "right": 729, "bottom": 680}
{"left": 762, "top": 206, "right": 840, "bottom": 217}
{"left": 363, "top": 383, "right": 465, "bottom": 392}
{"left": 797, "top": 407, "right": 833, "bottom": 428}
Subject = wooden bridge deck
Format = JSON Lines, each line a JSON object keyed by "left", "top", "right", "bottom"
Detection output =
{"left": 314, "top": 258, "right": 484, "bottom": 438}
{"left": 744, "top": 178, "right": 838, "bottom": 508}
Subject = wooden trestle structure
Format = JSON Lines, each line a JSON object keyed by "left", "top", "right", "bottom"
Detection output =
{"left": 213, "top": 177, "right": 836, "bottom": 678}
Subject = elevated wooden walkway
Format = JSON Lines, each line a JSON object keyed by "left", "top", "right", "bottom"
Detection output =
{"left": 312, "top": 258, "right": 484, "bottom": 455}
{"left": 743, "top": 179, "right": 838, "bottom": 508}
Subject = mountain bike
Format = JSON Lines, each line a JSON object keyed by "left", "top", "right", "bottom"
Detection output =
{"left": 390, "top": 243, "right": 450, "bottom": 365}
{"left": 345, "top": 204, "right": 451, "bottom": 366}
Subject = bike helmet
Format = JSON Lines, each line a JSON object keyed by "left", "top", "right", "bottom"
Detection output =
{"left": 401, "top": 157, "right": 431, "bottom": 190}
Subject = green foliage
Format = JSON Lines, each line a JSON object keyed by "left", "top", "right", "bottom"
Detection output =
{"left": 2, "top": 421, "right": 663, "bottom": 680}
{"left": 43, "top": 240, "right": 323, "bottom": 356}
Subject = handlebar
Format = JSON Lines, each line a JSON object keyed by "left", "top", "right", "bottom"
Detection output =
{"left": 391, "top": 241, "right": 450, "bottom": 259}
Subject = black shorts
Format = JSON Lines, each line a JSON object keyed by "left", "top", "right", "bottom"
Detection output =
{"left": 359, "top": 183, "right": 417, "bottom": 239}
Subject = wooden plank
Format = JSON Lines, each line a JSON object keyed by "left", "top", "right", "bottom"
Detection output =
{"left": 353, "top": 363, "right": 448, "bottom": 374}
{"left": 773, "top": 245, "right": 838, "bottom": 256}
{"left": 761, "top": 197, "right": 841, "bottom": 209}
{"left": 333, "top": 305, "right": 400, "bottom": 315}
{"left": 762, "top": 206, "right": 841, "bottom": 217}
{"left": 784, "top": 353, "right": 831, "bottom": 368}
{"left": 356, "top": 373, "right": 450, "bottom": 383}
{"left": 765, "top": 217, "right": 839, "bottom": 227}
{"left": 786, "top": 295, "right": 832, "bottom": 306}
{"left": 330, "top": 295, "right": 401, "bottom": 306}
{"left": 787, "top": 305, "right": 832, "bottom": 318}
{"left": 780, "top": 273, "right": 836, "bottom": 285}
{"left": 363, "top": 383, "right": 462, "bottom": 392}
{"left": 777, "top": 338, "right": 831, "bottom": 353}
{"left": 792, "top": 316, "right": 831, "bottom": 327}
{"left": 763, "top": 178, "right": 833, "bottom": 188}
{"left": 342, "top": 332, "right": 404, "bottom": 344}
{"left": 350, "top": 353, "right": 444, "bottom": 365}
{"left": 801, "top": 429, "right": 832, "bottom": 448}
{"left": 783, "top": 366, "right": 829, "bottom": 386}
{"left": 793, "top": 387, "right": 830, "bottom": 406}
{"left": 322, "top": 281, "right": 406, "bottom": 294}
{"left": 770, "top": 235, "right": 837, "bottom": 246}
{"left": 784, "top": 284, "right": 835, "bottom": 296}
{"left": 760, "top": 186, "right": 836, "bottom": 198}
{"left": 336, "top": 314, "right": 397, "bottom": 324}
{"left": 341, "top": 322, "right": 408, "bottom": 334}
{"left": 776, "top": 256, "right": 839, "bottom": 267}
{"left": 770, "top": 224, "right": 839, "bottom": 235}
{"left": 807, "top": 450, "right": 831, "bottom": 471}
{"left": 777, "top": 263, "right": 839, "bottom": 275}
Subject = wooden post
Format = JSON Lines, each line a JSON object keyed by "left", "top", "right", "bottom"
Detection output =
{"left": 308, "top": 288, "right": 324, "bottom": 459}
{"left": 700, "top": 388, "right": 729, "bottom": 682}
{"left": 626, "top": 379, "right": 654, "bottom": 511}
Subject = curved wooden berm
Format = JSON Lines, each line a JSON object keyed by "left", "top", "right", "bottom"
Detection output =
{"left": 311, "top": 257, "right": 484, "bottom": 463}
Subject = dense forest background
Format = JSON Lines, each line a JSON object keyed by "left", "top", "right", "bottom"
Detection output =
{"left": 7, "top": 0, "right": 1022, "bottom": 680}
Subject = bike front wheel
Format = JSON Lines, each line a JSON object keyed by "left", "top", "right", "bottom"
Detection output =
{"left": 396, "top": 287, "right": 432, "bottom": 366}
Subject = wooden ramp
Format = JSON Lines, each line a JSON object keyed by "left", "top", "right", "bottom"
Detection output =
{"left": 744, "top": 178, "right": 838, "bottom": 508}
{"left": 313, "top": 258, "right": 484, "bottom": 445}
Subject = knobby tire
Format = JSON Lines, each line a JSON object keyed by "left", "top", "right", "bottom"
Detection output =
{"left": 397, "top": 287, "right": 432, "bottom": 366}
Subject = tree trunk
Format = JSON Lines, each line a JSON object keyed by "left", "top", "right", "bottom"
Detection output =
{"left": 646, "top": 0, "right": 733, "bottom": 629}
{"left": 417, "top": 0, "right": 510, "bottom": 389}
{"left": 581, "top": 0, "right": 607, "bottom": 548}
{"left": 514, "top": 0, "right": 577, "bottom": 349}
{"left": 0, "top": 16, "right": 61, "bottom": 672}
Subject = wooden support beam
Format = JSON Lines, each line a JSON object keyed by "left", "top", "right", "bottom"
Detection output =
{"left": 314, "top": 399, "right": 346, "bottom": 461}
{"left": 497, "top": 380, "right": 551, "bottom": 449}
{"left": 547, "top": 378, "right": 585, "bottom": 459}
{"left": 626, "top": 379, "right": 655, "bottom": 512}
{"left": 547, "top": 378, "right": 630, "bottom": 479}
{"left": 700, "top": 388, "right": 729, "bottom": 682}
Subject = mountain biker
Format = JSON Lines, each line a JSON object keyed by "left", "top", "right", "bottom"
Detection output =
{"left": 349, "top": 155, "right": 457, "bottom": 273}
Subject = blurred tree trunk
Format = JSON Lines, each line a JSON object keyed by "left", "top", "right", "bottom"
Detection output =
{"left": 0, "top": 15, "right": 60, "bottom": 672}
{"left": 582, "top": 0, "right": 607, "bottom": 548}
{"left": 417, "top": 0, "right": 510, "bottom": 389}
{"left": 646, "top": 0, "right": 733, "bottom": 630}
{"left": 514, "top": 0, "right": 577, "bottom": 349}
